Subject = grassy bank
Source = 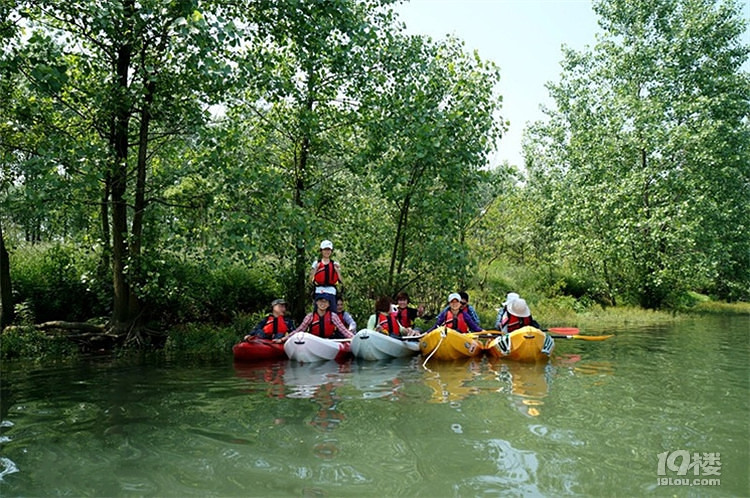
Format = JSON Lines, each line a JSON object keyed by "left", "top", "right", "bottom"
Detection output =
{"left": 2, "top": 301, "right": 747, "bottom": 361}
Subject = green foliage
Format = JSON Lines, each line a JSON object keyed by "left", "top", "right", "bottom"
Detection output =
{"left": 11, "top": 243, "right": 108, "bottom": 323}
{"left": 0, "top": 326, "right": 78, "bottom": 360}
{"left": 163, "top": 322, "right": 239, "bottom": 355}
{"left": 136, "top": 251, "right": 282, "bottom": 326}
{"left": 523, "top": 0, "right": 750, "bottom": 308}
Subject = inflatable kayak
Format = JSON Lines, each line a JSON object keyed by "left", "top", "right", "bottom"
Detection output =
{"left": 283, "top": 332, "right": 352, "bottom": 363}
{"left": 483, "top": 326, "right": 555, "bottom": 362}
{"left": 232, "top": 338, "right": 286, "bottom": 362}
{"left": 350, "top": 329, "right": 420, "bottom": 360}
{"left": 419, "top": 327, "right": 482, "bottom": 361}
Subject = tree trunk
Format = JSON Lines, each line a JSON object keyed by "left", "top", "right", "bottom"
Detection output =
{"left": 127, "top": 77, "right": 154, "bottom": 324}
{"left": 292, "top": 132, "right": 311, "bottom": 323}
{"left": 0, "top": 219, "right": 14, "bottom": 329}
{"left": 291, "top": 74, "right": 315, "bottom": 323}
{"left": 110, "top": 3, "right": 134, "bottom": 334}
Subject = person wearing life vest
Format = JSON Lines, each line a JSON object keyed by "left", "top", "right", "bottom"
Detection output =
{"left": 289, "top": 296, "right": 353, "bottom": 339}
{"left": 500, "top": 297, "right": 541, "bottom": 333}
{"left": 427, "top": 293, "right": 483, "bottom": 334}
{"left": 336, "top": 297, "right": 357, "bottom": 334}
{"left": 245, "top": 298, "right": 296, "bottom": 342}
{"left": 367, "top": 296, "right": 407, "bottom": 338}
{"left": 438, "top": 291, "right": 481, "bottom": 327}
{"left": 394, "top": 291, "right": 425, "bottom": 335}
{"left": 310, "top": 239, "right": 342, "bottom": 312}
{"left": 494, "top": 292, "right": 520, "bottom": 329}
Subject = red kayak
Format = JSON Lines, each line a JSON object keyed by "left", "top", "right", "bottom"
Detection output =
{"left": 233, "top": 338, "right": 286, "bottom": 362}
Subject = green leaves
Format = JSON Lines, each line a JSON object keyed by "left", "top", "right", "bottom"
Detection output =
{"left": 524, "top": 0, "right": 750, "bottom": 306}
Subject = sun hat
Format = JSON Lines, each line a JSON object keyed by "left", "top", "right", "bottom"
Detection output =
{"left": 502, "top": 292, "right": 520, "bottom": 306}
{"left": 320, "top": 240, "right": 333, "bottom": 250}
{"left": 508, "top": 298, "right": 531, "bottom": 318}
{"left": 447, "top": 292, "right": 461, "bottom": 303}
{"left": 271, "top": 298, "right": 287, "bottom": 307}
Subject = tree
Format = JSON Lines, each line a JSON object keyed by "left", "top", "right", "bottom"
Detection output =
{"left": 8, "top": 0, "right": 242, "bottom": 337}
{"left": 525, "top": 0, "right": 750, "bottom": 307}
{"left": 357, "top": 32, "right": 505, "bottom": 298}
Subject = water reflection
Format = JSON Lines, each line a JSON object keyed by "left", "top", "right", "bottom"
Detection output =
{"left": 3, "top": 315, "right": 749, "bottom": 496}
{"left": 489, "top": 360, "right": 553, "bottom": 417}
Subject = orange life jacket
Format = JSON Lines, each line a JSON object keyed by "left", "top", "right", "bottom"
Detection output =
{"left": 395, "top": 307, "right": 413, "bottom": 328}
{"left": 313, "top": 260, "right": 339, "bottom": 286}
{"left": 310, "top": 310, "right": 336, "bottom": 338}
{"left": 445, "top": 309, "right": 468, "bottom": 333}
{"left": 377, "top": 312, "right": 401, "bottom": 336}
{"left": 505, "top": 315, "right": 533, "bottom": 333}
{"left": 261, "top": 315, "right": 289, "bottom": 338}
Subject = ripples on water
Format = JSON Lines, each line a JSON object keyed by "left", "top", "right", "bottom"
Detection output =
{"left": 1, "top": 316, "right": 748, "bottom": 496}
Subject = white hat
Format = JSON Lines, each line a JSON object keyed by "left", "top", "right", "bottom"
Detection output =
{"left": 447, "top": 293, "right": 461, "bottom": 303}
{"left": 503, "top": 292, "right": 520, "bottom": 306}
{"left": 508, "top": 298, "right": 531, "bottom": 318}
{"left": 320, "top": 240, "right": 333, "bottom": 250}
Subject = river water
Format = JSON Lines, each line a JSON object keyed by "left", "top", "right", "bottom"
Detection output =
{"left": 1, "top": 316, "right": 748, "bottom": 497}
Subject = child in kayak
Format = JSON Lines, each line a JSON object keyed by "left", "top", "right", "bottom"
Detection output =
{"left": 427, "top": 293, "right": 483, "bottom": 334}
{"left": 244, "top": 298, "right": 295, "bottom": 342}
{"left": 289, "top": 296, "right": 353, "bottom": 340}
{"left": 500, "top": 297, "right": 541, "bottom": 333}
{"left": 367, "top": 296, "right": 408, "bottom": 338}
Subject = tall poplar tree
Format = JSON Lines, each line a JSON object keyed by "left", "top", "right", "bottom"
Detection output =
{"left": 526, "top": 0, "right": 750, "bottom": 307}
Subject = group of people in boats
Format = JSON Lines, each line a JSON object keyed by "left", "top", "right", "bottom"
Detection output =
{"left": 243, "top": 240, "right": 541, "bottom": 343}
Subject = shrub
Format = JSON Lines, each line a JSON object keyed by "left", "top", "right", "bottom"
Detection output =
{"left": 136, "top": 251, "right": 281, "bottom": 326}
{"left": 0, "top": 326, "right": 78, "bottom": 360}
{"left": 11, "top": 243, "right": 108, "bottom": 323}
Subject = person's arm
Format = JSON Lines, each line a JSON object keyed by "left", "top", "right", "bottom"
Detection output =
{"left": 366, "top": 314, "right": 376, "bottom": 330}
{"left": 331, "top": 313, "right": 353, "bottom": 338}
{"left": 468, "top": 305, "right": 481, "bottom": 326}
{"left": 244, "top": 317, "right": 268, "bottom": 340}
{"left": 344, "top": 312, "right": 357, "bottom": 332}
{"left": 333, "top": 261, "right": 342, "bottom": 286}
{"left": 291, "top": 314, "right": 313, "bottom": 334}
{"left": 426, "top": 309, "right": 447, "bottom": 333}
{"left": 463, "top": 310, "right": 483, "bottom": 333}
{"left": 493, "top": 308, "right": 504, "bottom": 329}
{"left": 309, "top": 261, "right": 318, "bottom": 284}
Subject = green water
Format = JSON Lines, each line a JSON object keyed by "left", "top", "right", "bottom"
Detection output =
{"left": 1, "top": 316, "right": 748, "bottom": 497}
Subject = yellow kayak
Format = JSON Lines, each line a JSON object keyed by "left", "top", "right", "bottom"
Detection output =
{"left": 483, "top": 326, "right": 555, "bottom": 363}
{"left": 419, "top": 327, "right": 482, "bottom": 361}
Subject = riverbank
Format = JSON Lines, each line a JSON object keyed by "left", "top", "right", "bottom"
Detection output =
{"left": 2, "top": 300, "right": 748, "bottom": 361}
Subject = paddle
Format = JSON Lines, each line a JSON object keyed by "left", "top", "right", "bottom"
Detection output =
{"left": 547, "top": 327, "right": 579, "bottom": 335}
{"left": 399, "top": 332, "right": 427, "bottom": 341}
{"left": 472, "top": 329, "right": 612, "bottom": 341}
{"left": 549, "top": 333, "right": 614, "bottom": 341}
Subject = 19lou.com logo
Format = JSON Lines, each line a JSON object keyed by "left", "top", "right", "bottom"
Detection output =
{"left": 657, "top": 450, "right": 721, "bottom": 486}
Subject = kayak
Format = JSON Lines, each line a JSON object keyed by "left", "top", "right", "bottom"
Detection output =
{"left": 483, "top": 326, "right": 555, "bottom": 362}
{"left": 283, "top": 332, "right": 352, "bottom": 363}
{"left": 232, "top": 337, "right": 286, "bottom": 362}
{"left": 350, "top": 329, "right": 420, "bottom": 360}
{"left": 418, "top": 327, "right": 482, "bottom": 361}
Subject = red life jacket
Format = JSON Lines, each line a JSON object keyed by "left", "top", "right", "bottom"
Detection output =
{"left": 445, "top": 310, "right": 468, "bottom": 333}
{"left": 395, "top": 307, "right": 413, "bottom": 328}
{"left": 310, "top": 310, "right": 336, "bottom": 338}
{"left": 261, "top": 315, "right": 289, "bottom": 338}
{"left": 377, "top": 312, "right": 401, "bottom": 336}
{"left": 506, "top": 315, "right": 533, "bottom": 333}
{"left": 313, "top": 260, "right": 339, "bottom": 286}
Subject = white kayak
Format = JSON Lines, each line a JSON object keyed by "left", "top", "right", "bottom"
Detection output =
{"left": 283, "top": 332, "right": 352, "bottom": 363}
{"left": 350, "top": 329, "right": 420, "bottom": 361}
